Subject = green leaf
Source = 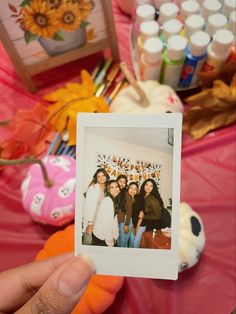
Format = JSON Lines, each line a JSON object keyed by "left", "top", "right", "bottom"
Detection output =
{"left": 81, "top": 20, "right": 90, "bottom": 28}
{"left": 20, "top": 0, "right": 31, "bottom": 7}
{"left": 24, "top": 31, "right": 37, "bottom": 44}
{"left": 53, "top": 32, "right": 64, "bottom": 41}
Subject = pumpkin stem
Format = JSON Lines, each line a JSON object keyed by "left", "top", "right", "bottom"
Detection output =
{"left": 0, "top": 157, "right": 54, "bottom": 188}
{"left": 120, "top": 62, "right": 150, "bottom": 107}
{"left": 0, "top": 119, "right": 11, "bottom": 127}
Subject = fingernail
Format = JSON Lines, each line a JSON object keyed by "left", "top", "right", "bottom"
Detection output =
{"left": 58, "top": 254, "right": 94, "bottom": 296}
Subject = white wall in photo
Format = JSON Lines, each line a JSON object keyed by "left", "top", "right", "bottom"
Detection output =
{"left": 83, "top": 133, "right": 173, "bottom": 208}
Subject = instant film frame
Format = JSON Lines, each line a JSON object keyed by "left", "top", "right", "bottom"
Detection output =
{"left": 75, "top": 113, "right": 182, "bottom": 279}
{"left": 0, "top": 0, "right": 119, "bottom": 92}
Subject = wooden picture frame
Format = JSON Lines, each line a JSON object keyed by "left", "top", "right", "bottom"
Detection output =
{"left": 0, "top": 0, "right": 119, "bottom": 92}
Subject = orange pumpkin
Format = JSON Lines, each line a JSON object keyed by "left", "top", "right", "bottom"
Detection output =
{"left": 36, "top": 224, "right": 124, "bottom": 314}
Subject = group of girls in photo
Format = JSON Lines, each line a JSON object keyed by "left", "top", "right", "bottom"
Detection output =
{"left": 82, "top": 168, "right": 171, "bottom": 248}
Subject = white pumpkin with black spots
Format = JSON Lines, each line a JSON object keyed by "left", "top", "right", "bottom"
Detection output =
{"left": 179, "top": 202, "right": 205, "bottom": 272}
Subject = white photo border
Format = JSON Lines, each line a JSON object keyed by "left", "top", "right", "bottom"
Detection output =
{"left": 75, "top": 113, "right": 182, "bottom": 280}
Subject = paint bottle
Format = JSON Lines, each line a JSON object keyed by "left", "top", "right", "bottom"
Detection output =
{"left": 180, "top": 0, "right": 200, "bottom": 22}
{"left": 201, "top": 0, "right": 222, "bottom": 20}
{"left": 137, "top": 20, "right": 160, "bottom": 66}
{"left": 140, "top": 37, "right": 163, "bottom": 81}
{"left": 179, "top": 31, "right": 210, "bottom": 87}
{"left": 161, "top": 35, "right": 188, "bottom": 89}
{"left": 161, "top": 19, "right": 183, "bottom": 45}
{"left": 137, "top": 20, "right": 160, "bottom": 54}
{"left": 201, "top": 29, "right": 234, "bottom": 73}
{"left": 132, "top": 4, "right": 156, "bottom": 60}
{"left": 205, "top": 13, "right": 228, "bottom": 38}
{"left": 222, "top": 0, "right": 236, "bottom": 18}
{"left": 153, "top": 0, "right": 171, "bottom": 10}
{"left": 158, "top": 2, "right": 179, "bottom": 25}
{"left": 228, "top": 10, "right": 236, "bottom": 33}
{"left": 184, "top": 14, "right": 205, "bottom": 38}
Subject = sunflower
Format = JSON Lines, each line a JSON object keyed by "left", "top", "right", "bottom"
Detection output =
{"left": 57, "top": 1, "right": 82, "bottom": 31}
{"left": 73, "top": 0, "right": 94, "bottom": 20}
{"left": 45, "top": 0, "right": 62, "bottom": 9}
{"left": 22, "top": 0, "right": 59, "bottom": 38}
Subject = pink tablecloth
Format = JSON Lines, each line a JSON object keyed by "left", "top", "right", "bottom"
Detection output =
{"left": 0, "top": 1, "right": 235, "bottom": 313}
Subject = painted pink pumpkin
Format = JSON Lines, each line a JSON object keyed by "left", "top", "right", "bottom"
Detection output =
{"left": 21, "top": 155, "right": 76, "bottom": 226}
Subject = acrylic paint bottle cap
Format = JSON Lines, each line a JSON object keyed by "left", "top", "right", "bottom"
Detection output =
{"left": 228, "top": 10, "right": 236, "bottom": 33}
{"left": 143, "top": 37, "right": 163, "bottom": 63}
{"left": 153, "top": 0, "right": 170, "bottom": 10}
{"left": 162, "top": 19, "right": 183, "bottom": 41}
{"left": 211, "top": 29, "right": 234, "bottom": 57}
{"left": 136, "top": 4, "right": 156, "bottom": 23}
{"left": 189, "top": 31, "right": 211, "bottom": 56}
{"left": 185, "top": 15, "right": 205, "bottom": 38}
{"left": 202, "top": 0, "right": 222, "bottom": 20}
{"left": 140, "top": 21, "right": 160, "bottom": 42}
{"left": 159, "top": 3, "right": 179, "bottom": 24}
{"left": 180, "top": 0, "right": 200, "bottom": 21}
{"left": 167, "top": 35, "right": 188, "bottom": 61}
{"left": 136, "top": 0, "right": 153, "bottom": 5}
{"left": 206, "top": 13, "right": 228, "bottom": 37}
{"left": 222, "top": 0, "right": 236, "bottom": 18}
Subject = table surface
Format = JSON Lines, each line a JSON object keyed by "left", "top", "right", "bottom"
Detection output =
{"left": 140, "top": 230, "right": 171, "bottom": 250}
{"left": 0, "top": 1, "right": 236, "bottom": 314}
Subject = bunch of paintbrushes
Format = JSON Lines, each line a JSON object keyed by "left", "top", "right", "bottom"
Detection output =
{"left": 92, "top": 57, "right": 129, "bottom": 103}
{"left": 45, "top": 58, "right": 129, "bottom": 158}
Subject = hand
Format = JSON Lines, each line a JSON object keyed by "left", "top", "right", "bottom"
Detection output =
{"left": 132, "top": 228, "right": 136, "bottom": 236}
{"left": 123, "top": 225, "right": 129, "bottom": 234}
{"left": 0, "top": 253, "right": 94, "bottom": 313}
{"left": 138, "top": 211, "right": 144, "bottom": 219}
{"left": 86, "top": 224, "right": 93, "bottom": 234}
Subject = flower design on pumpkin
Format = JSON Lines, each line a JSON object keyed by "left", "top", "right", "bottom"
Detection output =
{"left": 30, "top": 193, "right": 45, "bottom": 215}
{"left": 49, "top": 156, "right": 71, "bottom": 172}
{"left": 167, "top": 93, "right": 181, "bottom": 106}
{"left": 58, "top": 178, "right": 76, "bottom": 198}
{"left": 22, "top": 0, "right": 59, "bottom": 38}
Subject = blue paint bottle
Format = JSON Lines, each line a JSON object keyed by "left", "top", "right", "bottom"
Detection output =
{"left": 179, "top": 31, "right": 210, "bottom": 88}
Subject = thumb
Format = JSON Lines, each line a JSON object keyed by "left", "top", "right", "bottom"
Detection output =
{"left": 16, "top": 254, "right": 94, "bottom": 314}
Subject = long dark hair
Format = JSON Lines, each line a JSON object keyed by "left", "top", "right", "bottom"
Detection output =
{"left": 88, "top": 168, "right": 110, "bottom": 187}
{"left": 139, "top": 179, "right": 164, "bottom": 208}
{"left": 116, "top": 174, "right": 128, "bottom": 212}
{"left": 106, "top": 180, "right": 120, "bottom": 214}
{"left": 84, "top": 168, "right": 110, "bottom": 197}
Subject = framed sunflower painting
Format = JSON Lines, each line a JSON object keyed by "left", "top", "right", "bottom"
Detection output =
{"left": 0, "top": 0, "right": 119, "bottom": 92}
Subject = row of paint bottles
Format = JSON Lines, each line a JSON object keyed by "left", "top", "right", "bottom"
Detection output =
{"left": 133, "top": 1, "right": 235, "bottom": 88}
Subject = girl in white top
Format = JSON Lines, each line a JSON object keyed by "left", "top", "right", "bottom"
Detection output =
{"left": 83, "top": 168, "right": 110, "bottom": 238}
{"left": 92, "top": 180, "right": 120, "bottom": 247}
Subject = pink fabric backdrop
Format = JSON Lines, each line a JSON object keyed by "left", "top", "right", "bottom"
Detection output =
{"left": 0, "top": 1, "right": 236, "bottom": 313}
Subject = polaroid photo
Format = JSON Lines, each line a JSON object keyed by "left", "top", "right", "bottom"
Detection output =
{"left": 75, "top": 113, "right": 182, "bottom": 280}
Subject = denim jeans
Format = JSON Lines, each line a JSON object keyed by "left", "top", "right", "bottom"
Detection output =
{"left": 117, "top": 221, "right": 132, "bottom": 247}
{"left": 129, "top": 226, "right": 147, "bottom": 248}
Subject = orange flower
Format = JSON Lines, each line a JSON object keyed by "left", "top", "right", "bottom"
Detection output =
{"left": 75, "top": 0, "right": 94, "bottom": 20}
{"left": 22, "top": 0, "right": 59, "bottom": 38}
{"left": 56, "top": 1, "right": 82, "bottom": 31}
